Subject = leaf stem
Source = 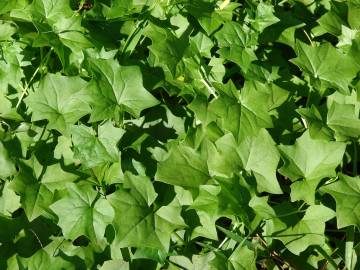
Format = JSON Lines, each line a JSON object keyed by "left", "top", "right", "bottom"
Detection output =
{"left": 345, "top": 140, "right": 358, "bottom": 270}
{"left": 218, "top": 223, "right": 239, "bottom": 249}
{"left": 306, "top": 86, "right": 312, "bottom": 107}
{"left": 352, "top": 140, "right": 358, "bottom": 176}
{"left": 264, "top": 209, "right": 306, "bottom": 220}
{"left": 16, "top": 67, "right": 40, "bottom": 109}
{"left": 121, "top": 19, "right": 148, "bottom": 58}
{"left": 303, "top": 29, "right": 314, "bottom": 47}
{"left": 345, "top": 226, "right": 355, "bottom": 270}
{"left": 315, "top": 245, "right": 339, "bottom": 270}
{"left": 29, "top": 229, "right": 43, "bottom": 249}
{"left": 173, "top": 232, "right": 185, "bottom": 245}
{"left": 199, "top": 65, "right": 218, "bottom": 98}
{"left": 16, "top": 47, "right": 53, "bottom": 109}
{"left": 218, "top": 0, "right": 230, "bottom": 10}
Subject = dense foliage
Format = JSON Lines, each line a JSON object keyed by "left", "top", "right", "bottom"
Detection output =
{"left": 0, "top": 0, "right": 360, "bottom": 269}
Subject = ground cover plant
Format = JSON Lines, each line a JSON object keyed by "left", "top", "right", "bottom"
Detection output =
{"left": 0, "top": 0, "right": 360, "bottom": 269}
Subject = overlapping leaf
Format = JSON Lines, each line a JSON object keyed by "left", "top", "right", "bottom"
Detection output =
{"left": 26, "top": 74, "right": 91, "bottom": 135}
{"left": 1, "top": 0, "right": 360, "bottom": 269}
{"left": 86, "top": 58, "right": 159, "bottom": 121}
{"left": 50, "top": 183, "right": 114, "bottom": 244}
{"left": 291, "top": 42, "right": 358, "bottom": 94}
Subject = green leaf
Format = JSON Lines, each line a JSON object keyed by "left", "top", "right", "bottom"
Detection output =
{"left": 101, "top": 0, "right": 152, "bottom": 19}
{"left": 316, "top": 11, "right": 343, "bottom": 36}
{"left": 54, "top": 135, "right": 77, "bottom": 165}
{"left": 291, "top": 42, "right": 358, "bottom": 94}
{"left": 266, "top": 204, "right": 335, "bottom": 254}
{"left": 100, "top": 259, "right": 129, "bottom": 270}
{"left": 337, "top": 26, "right": 358, "bottom": 48}
{"left": 207, "top": 133, "right": 243, "bottom": 178}
{"left": 0, "top": 42, "right": 24, "bottom": 92}
{"left": 259, "top": 11, "right": 305, "bottom": 47}
{"left": 238, "top": 129, "right": 282, "bottom": 194}
{"left": 349, "top": 1, "right": 360, "bottom": 29}
{"left": 109, "top": 175, "right": 185, "bottom": 250}
{"left": 321, "top": 174, "right": 360, "bottom": 228}
{"left": 252, "top": 2, "right": 280, "bottom": 32}
{"left": 214, "top": 22, "right": 257, "bottom": 72}
{"left": 207, "top": 129, "right": 282, "bottom": 194}
{"left": 155, "top": 144, "right": 210, "bottom": 188}
{"left": 0, "top": 94, "right": 23, "bottom": 121}
{"left": 0, "top": 21, "right": 17, "bottom": 40}
{"left": 297, "top": 105, "right": 334, "bottom": 140}
{"left": 41, "top": 163, "right": 79, "bottom": 192}
{"left": 279, "top": 131, "right": 346, "bottom": 204}
{"left": 2, "top": 0, "right": 360, "bottom": 266}
{"left": 30, "top": 0, "right": 74, "bottom": 23}
{"left": 50, "top": 183, "right": 114, "bottom": 243}
{"left": 10, "top": 158, "right": 54, "bottom": 221}
{"left": 15, "top": 249, "right": 76, "bottom": 270}
{"left": 86, "top": 58, "right": 159, "bottom": 121}
{"left": 229, "top": 244, "right": 257, "bottom": 270}
{"left": 190, "top": 185, "right": 221, "bottom": 240}
{"left": 187, "top": 1, "right": 224, "bottom": 35}
{"left": 327, "top": 101, "right": 360, "bottom": 139}
{"left": 71, "top": 121, "right": 124, "bottom": 168}
{"left": 145, "top": 23, "right": 188, "bottom": 79}
{"left": 0, "top": 181, "right": 21, "bottom": 216}
{"left": 0, "top": 142, "right": 17, "bottom": 179}
{"left": 123, "top": 172, "right": 157, "bottom": 206}
{"left": 190, "top": 177, "right": 252, "bottom": 240}
{"left": 279, "top": 131, "right": 346, "bottom": 181}
{"left": 25, "top": 74, "right": 91, "bottom": 135}
{"left": 290, "top": 178, "right": 322, "bottom": 205}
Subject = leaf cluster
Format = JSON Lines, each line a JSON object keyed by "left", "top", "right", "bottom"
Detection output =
{"left": 0, "top": 0, "right": 360, "bottom": 269}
